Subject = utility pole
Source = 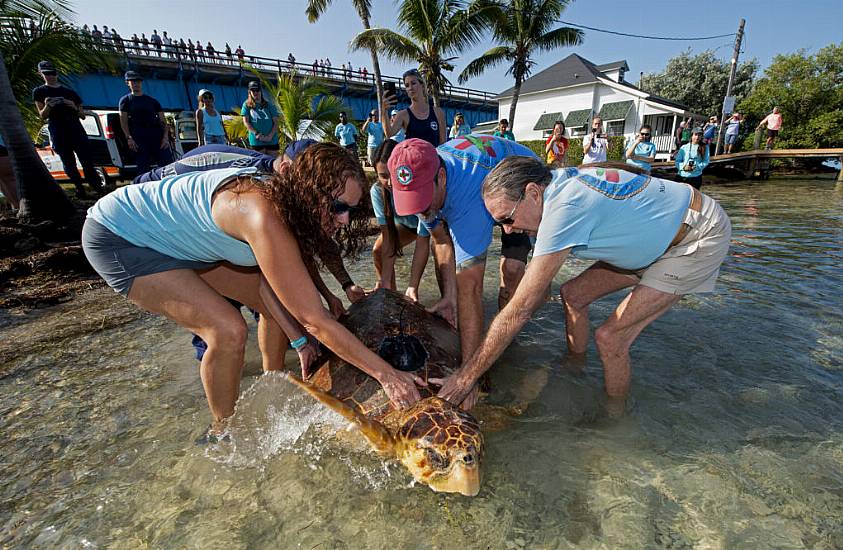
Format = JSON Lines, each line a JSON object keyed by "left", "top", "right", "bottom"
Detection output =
{"left": 715, "top": 18, "right": 745, "bottom": 157}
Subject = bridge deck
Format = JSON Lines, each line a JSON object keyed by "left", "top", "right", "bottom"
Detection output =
{"left": 651, "top": 148, "right": 843, "bottom": 169}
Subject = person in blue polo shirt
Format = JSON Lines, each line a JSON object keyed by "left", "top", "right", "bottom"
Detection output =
{"left": 387, "top": 135, "right": 538, "bottom": 386}
{"left": 335, "top": 112, "right": 359, "bottom": 157}
{"left": 625, "top": 124, "right": 657, "bottom": 172}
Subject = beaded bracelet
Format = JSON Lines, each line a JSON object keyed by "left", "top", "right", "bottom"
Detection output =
{"left": 290, "top": 336, "right": 308, "bottom": 350}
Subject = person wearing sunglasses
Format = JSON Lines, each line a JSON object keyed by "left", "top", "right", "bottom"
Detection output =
{"left": 436, "top": 158, "right": 731, "bottom": 410}
{"left": 381, "top": 69, "right": 447, "bottom": 147}
{"left": 195, "top": 89, "right": 228, "bottom": 146}
{"left": 387, "top": 136, "right": 538, "bottom": 401}
{"left": 32, "top": 60, "right": 105, "bottom": 199}
{"left": 625, "top": 124, "right": 657, "bottom": 172}
{"left": 82, "top": 143, "right": 426, "bottom": 432}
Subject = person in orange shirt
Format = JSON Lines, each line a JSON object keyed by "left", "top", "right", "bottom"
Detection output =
{"left": 544, "top": 120, "right": 569, "bottom": 167}
{"left": 757, "top": 106, "right": 783, "bottom": 149}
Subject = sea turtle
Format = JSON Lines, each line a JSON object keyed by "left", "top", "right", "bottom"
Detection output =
{"left": 287, "top": 288, "right": 484, "bottom": 496}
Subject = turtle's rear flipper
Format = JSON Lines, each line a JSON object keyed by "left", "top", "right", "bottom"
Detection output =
{"left": 285, "top": 374, "right": 397, "bottom": 457}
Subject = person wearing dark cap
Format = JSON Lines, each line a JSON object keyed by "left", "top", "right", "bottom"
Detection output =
{"left": 674, "top": 127, "right": 710, "bottom": 189}
{"left": 32, "top": 60, "right": 105, "bottom": 198}
{"left": 118, "top": 71, "right": 173, "bottom": 175}
{"left": 240, "top": 81, "right": 279, "bottom": 152}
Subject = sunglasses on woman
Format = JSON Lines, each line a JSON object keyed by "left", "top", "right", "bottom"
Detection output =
{"left": 332, "top": 199, "right": 361, "bottom": 215}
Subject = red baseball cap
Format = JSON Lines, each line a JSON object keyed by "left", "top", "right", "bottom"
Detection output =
{"left": 388, "top": 138, "right": 439, "bottom": 216}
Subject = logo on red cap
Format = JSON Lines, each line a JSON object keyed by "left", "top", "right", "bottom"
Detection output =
{"left": 396, "top": 165, "right": 413, "bottom": 186}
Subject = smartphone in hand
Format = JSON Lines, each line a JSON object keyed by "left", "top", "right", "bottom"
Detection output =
{"left": 384, "top": 82, "right": 397, "bottom": 106}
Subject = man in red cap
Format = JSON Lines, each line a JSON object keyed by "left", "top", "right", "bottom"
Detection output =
{"left": 387, "top": 136, "right": 538, "bottom": 398}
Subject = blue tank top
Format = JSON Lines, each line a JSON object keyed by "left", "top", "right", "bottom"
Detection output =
{"left": 406, "top": 99, "right": 440, "bottom": 146}
{"left": 201, "top": 107, "right": 225, "bottom": 137}
{"left": 88, "top": 167, "right": 260, "bottom": 265}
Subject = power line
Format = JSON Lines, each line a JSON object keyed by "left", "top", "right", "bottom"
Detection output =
{"left": 557, "top": 20, "right": 736, "bottom": 41}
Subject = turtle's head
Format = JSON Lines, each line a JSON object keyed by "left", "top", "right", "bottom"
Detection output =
{"left": 396, "top": 397, "right": 484, "bottom": 496}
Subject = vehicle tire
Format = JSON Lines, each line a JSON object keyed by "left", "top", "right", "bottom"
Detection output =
{"left": 96, "top": 167, "right": 115, "bottom": 191}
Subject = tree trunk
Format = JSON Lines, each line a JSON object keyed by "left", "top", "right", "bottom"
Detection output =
{"left": 508, "top": 75, "right": 522, "bottom": 127}
{"left": 0, "top": 50, "right": 74, "bottom": 222}
{"left": 360, "top": 15, "right": 385, "bottom": 120}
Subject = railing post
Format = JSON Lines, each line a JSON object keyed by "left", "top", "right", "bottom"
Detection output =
{"left": 838, "top": 157, "right": 843, "bottom": 182}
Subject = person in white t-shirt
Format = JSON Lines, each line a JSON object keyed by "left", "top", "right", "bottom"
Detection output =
{"left": 582, "top": 116, "right": 609, "bottom": 163}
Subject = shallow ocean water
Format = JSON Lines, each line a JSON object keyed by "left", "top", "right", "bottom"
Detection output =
{"left": 1, "top": 178, "right": 842, "bottom": 548}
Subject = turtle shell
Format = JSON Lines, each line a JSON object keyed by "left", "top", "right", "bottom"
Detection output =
{"left": 309, "top": 289, "right": 461, "bottom": 420}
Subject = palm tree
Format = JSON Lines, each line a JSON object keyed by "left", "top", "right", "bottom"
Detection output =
{"left": 350, "top": 0, "right": 494, "bottom": 107}
{"left": 225, "top": 67, "right": 346, "bottom": 145}
{"left": 305, "top": 0, "right": 387, "bottom": 120}
{"left": 1, "top": 0, "right": 113, "bottom": 221}
{"left": 458, "top": 0, "right": 583, "bottom": 126}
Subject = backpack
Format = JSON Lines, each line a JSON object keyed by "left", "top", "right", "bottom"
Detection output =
{"left": 703, "top": 124, "right": 716, "bottom": 140}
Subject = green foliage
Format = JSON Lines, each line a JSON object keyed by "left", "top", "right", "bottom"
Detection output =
{"left": 458, "top": 0, "right": 582, "bottom": 125}
{"left": 738, "top": 43, "right": 843, "bottom": 149}
{"left": 350, "top": 0, "right": 495, "bottom": 104}
{"left": 518, "top": 136, "right": 624, "bottom": 165}
{"left": 1, "top": 0, "right": 115, "bottom": 136}
{"left": 640, "top": 49, "right": 758, "bottom": 118}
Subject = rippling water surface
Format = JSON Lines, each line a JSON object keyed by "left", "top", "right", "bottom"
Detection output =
{"left": 1, "top": 178, "right": 842, "bottom": 548}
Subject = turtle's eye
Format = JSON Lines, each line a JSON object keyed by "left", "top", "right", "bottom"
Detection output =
{"left": 425, "top": 448, "right": 449, "bottom": 470}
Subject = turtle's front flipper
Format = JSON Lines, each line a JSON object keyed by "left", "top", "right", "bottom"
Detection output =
{"left": 285, "top": 374, "right": 397, "bottom": 457}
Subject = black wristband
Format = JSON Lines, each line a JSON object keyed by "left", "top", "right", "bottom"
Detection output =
{"left": 341, "top": 280, "right": 355, "bottom": 291}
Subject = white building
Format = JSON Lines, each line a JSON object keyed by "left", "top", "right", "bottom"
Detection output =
{"left": 494, "top": 54, "right": 703, "bottom": 158}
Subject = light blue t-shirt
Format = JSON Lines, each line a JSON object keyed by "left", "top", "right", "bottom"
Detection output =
{"left": 725, "top": 120, "right": 740, "bottom": 136}
{"left": 391, "top": 128, "right": 405, "bottom": 142}
{"left": 365, "top": 121, "right": 384, "bottom": 148}
{"left": 674, "top": 143, "right": 710, "bottom": 178}
{"left": 421, "top": 134, "right": 538, "bottom": 265}
{"left": 88, "top": 166, "right": 260, "bottom": 266}
{"left": 626, "top": 140, "right": 657, "bottom": 171}
{"left": 449, "top": 124, "right": 470, "bottom": 139}
{"left": 240, "top": 101, "right": 279, "bottom": 146}
{"left": 370, "top": 184, "right": 429, "bottom": 237}
{"left": 533, "top": 166, "right": 691, "bottom": 270}
{"left": 335, "top": 123, "right": 358, "bottom": 146}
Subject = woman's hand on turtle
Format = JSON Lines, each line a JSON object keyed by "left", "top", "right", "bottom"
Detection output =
{"left": 432, "top": 372, "right": 478, "bottom": 409}
{"left": 325, "top": 293, "right": 347, "bottom": 319}
{"left": 344, "top": 284, "right": 369, "bottom": 303}
{"left": 404, "top": 286, "right": 419, "bottom": 303}
{"left": 426, "top": 296, "right": 457, "bottom": 327}
{"left": 379, "top": 368, "right": 426, "bottom": 409}
{"left": 297, "top": 341, "right": 320, "bottom": 379}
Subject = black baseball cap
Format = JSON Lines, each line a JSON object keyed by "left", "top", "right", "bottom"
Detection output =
{"left": 284, "top": 139, "right": 317, "bottom": 160}
{"left": 247, "top": 81, "right": 261, "bottom": 90}
{"left": 37, "top": 60, "right": 56, "bottom": 73}
{"left": 124, "top": 70, "right": 143, "bottom": 81}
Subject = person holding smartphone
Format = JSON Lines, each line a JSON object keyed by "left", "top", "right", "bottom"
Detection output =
{"left": 625, "top": 124, "right": 657, "bottom": 172}
{"left": 32, "top": 60, "right": 105, "bottom": 199}
{"left": 583, "top": 116, "right": 609, "bottom": 164}
{"left": 674, "top": 127, "right": 709, "bottom": 189}
{"left": 381, "top": 70, "right": 447, "bottom": 147}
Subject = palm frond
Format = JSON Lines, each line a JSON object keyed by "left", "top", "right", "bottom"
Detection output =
{"left": 458, "top": 45, "right": 511, "bottom": 83}
{"left": 533, "top": 25, "right": 583, "bottom": 52}
{"left": 350, "top": 28, "right": 421, "bottom": 63}
{"left": 304, "top": 0, "right": 332, "bottom": 23}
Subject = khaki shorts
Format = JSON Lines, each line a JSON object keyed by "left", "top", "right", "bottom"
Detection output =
{"left": 632, "top": 194, "right": 731, "bottom": 295}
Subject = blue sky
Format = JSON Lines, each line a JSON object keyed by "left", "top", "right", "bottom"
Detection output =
{"left": 72, "top": 0, "right": 842, "bottom": 94}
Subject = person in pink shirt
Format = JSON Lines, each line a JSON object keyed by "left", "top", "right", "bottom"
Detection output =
{"left": 757, "top": 106, "right": 783, "bottom": 149}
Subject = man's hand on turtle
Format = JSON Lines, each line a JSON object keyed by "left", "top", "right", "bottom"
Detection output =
{"left": 379, "top": 369, "right": 426, "bottom": 409}
{"left": 296, "top": 341, "right": 319, "bottom": 379}
{"left": 432, "top": 372, "right": 477, "bottom": 409}
{"left": 426, "top": 296, "right": 456, "bottom": 327}
{"left": 344, "top": 284, "right": 368, "bottom": 303}
{"left": 325, "top": 293, "right": 346, "bottom": 319}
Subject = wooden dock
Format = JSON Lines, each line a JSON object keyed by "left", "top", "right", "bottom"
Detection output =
{"left": 652, "top": 148, "right": 843, "bottom": 180}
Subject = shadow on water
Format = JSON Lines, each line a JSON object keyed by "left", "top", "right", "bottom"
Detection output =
{"left": 1, "top": 179, "right": 842, "bottom": 548}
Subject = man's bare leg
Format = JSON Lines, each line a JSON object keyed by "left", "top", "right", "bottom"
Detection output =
{"left": 560, "top": 262, "right": 637, "bottom": 354}
{"left": 498, "top": 257, "right": 525, "bottom": 309}
{"left": 594, "top": 284, "right": 681, "bottom": 396}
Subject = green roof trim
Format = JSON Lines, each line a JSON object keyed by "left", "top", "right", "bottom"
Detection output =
{"left": 598, "top": 100, "right": 634, "bottom": 121}
{"left": 533, "top": 112, "right": 564, "bottom": 131}
{"left": 564, "top": 108, "right": 592, "bottom": 128}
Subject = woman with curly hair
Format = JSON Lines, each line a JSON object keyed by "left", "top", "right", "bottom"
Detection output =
{"left": 82, "top": 143, "right": 425, "bottom": 428}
